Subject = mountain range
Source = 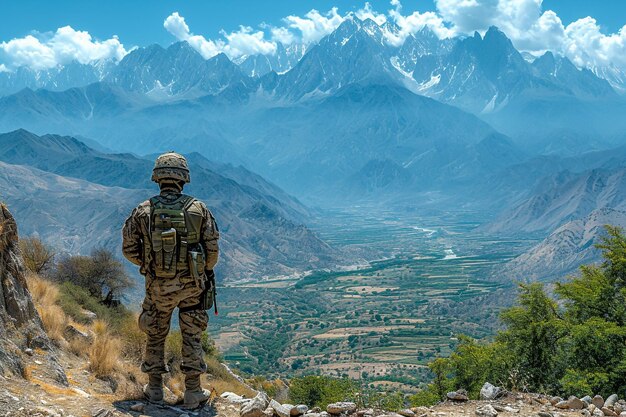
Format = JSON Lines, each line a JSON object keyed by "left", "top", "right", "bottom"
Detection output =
{"left": 0, "top": 129, "right": 345, "bottom": 282}
{"left": 1, "top": 17, "right": 626, "bottom": 283}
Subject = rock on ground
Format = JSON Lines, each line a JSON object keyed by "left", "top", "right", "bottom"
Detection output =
{"left": 327, "top": 402, "right": 357, "bottom": 415}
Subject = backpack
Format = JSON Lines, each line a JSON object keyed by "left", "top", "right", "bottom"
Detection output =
{"left": 147, "top": 194, "right": 205, "bottom": 280}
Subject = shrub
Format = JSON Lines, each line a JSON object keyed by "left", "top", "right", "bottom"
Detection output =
{"left": 289, "top": 375, "right": 357, "bottom": 408}
{"left": 19, "top": 236, "right": 55, "bottom": 275}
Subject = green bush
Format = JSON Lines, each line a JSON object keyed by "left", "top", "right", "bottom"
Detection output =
{"left": 289, "top": 375, "right": 357, "bottom": 408}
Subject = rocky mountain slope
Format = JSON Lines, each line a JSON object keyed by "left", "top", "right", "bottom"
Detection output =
{"left": 0, "top": 204, "right": 66, "bottom": 384}
{"left": 484, "top": 168, "right": 626, "bottom": 235}
{"left": 501, "top": 208, "right": 626, "bottom": 282}
{"left": 0, "top": 129, "right": 343, "bottom": 282}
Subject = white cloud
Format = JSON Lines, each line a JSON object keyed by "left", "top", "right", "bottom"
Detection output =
{"left": 164, "top": 12, "right": 224, "bottom": 59}
{"left": 564, "top": 18, "right": 626, "bottom": 70}
{"left": 222, "top": 26, "right": 277, "bottom": 57}
{"left": 0, "top": 27, "right": 127, "bottom": 71}
{"left": 284, "top": 8, "right": 345, "bottom": 44}
{"left": 270, "top": 27, "right": 296, "bottom": 45}
{"left": 356, "top": 3, "right": 387, "bottom": 26}
{"left": 165, "top": 13, "right": 275, "bottom": 59}
{"left": 386, "top": 1, "right": 454, "bottom": 45}
{"left": 430, "top": 0, "right": 626, "bottom": 72}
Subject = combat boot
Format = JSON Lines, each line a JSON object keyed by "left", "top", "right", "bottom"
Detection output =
{"left": 143, "top": 374, "right": 164, "bottom": 403}
{"left": 183, "top": 375, "right": 210, "bottom": 409}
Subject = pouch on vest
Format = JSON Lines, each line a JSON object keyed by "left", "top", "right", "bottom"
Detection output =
{"left": 149, "top": 195, "right": 197, "bottom": 279}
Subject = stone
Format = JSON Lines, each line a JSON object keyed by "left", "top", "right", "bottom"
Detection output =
{"left": 82, "top": 309, "right": 97, "bottom": 320}
{"left": 594, "top": 409, "right": 606, "bottom": 417}
{"left": 357, "top": 409, "right": 375, "bottom": 417}
{"left": 504, "top": 407, "right": 520, "bottom": 413}
{"left": 399, "top": 410, "right": 416, "bottom": 417}
{"left": 480, "top": 382, "right": 502, "bottom": 400}
{"left": 538, "top": 412, "right": 553, "bottom": 417}
{"left": 581, "top": 411, "right": 591, "bottom": 417}
{"left": 241, "top": 392, "right": 270, "bottom": 417}
{"left": 64, "top": 324, "right": 91, "bottom": 342}
{"left": 556, "top": 397, "right": 585, "bottom": 410}
{"left": 615, "top": 405, "right": 624, "bottom": 414}
{"left": 594, "top": 396, "right": 606, "bottom": 409}
{"left": 130, "top": 403, "right": 144, "bottom": 412}
{"left": 263, "top": 407, "right": 275, "bottom": 417}
{"left": 602, "top": 408, "right": 618, "bottom": 417}
{"left": 292, "top": 405, "right": 309, "bottom": 416}
{"left": 327, "top": 402, "right": 357, "bottom": 415}
{"left": 475, "top": 404, "right": 498, "bottom": 417}
{"left": 271, "top": 400, "right": 293, "bottom": 417}
{"left": 550, "top": 397, "right": 563, "bottom": 406}
{"left": 620, "top": 413, "right": 626, "bottom": 417}
{"left": 24, "top": 348, "right": 33, "bottom": 356}
{"left": 447, "top": 389, "right": 469, "bottom": 402}
{"left": 606, "top": 396, "right": 619, "bottom": 408}
{"left": 582, "top": 397, "right": 594, "bottom": 405}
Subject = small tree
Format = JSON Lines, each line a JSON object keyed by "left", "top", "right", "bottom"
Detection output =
{"left": 54, "top": 248, "right": 133, "bottom": 302}
{"left": 497, "top": 282, "right": 566, "bottom": 392}
{"left": 19, "top": 236, "right": 55, "bottom": 275}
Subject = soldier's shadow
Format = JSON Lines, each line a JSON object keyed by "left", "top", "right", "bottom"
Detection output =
{"left": 113, "top": 399, "right": 217, "bottom": 417}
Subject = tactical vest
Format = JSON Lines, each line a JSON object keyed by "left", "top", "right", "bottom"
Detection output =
{"left": 146, "top": 194, "right": 205, "bottom": 279}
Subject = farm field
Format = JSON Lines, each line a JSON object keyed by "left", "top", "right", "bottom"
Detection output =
{"left": 208, "top": 207, "right": 535, "bottom": 388}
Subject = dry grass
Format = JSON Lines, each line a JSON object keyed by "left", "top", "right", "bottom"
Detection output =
{"left": 205, "top": 356, "right": 256, "bottom": 397}
{"left": 68, "top": 336, "right": 90, "bottom": 357}
{"left": 27, "top": 272, "right": 59, "bottom": 305}
{"left": 38, "top": 304, "right": 68, "bottom": 344}
{"left": 89, "top": 320, "right": 122, "bottom": 378}
{"left": 27, "top": 273, "right": 68, "bottom": 345}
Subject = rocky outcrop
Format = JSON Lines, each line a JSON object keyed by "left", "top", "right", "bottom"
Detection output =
{"left": 0, "top": 203, "right": 56, "bottom": 377}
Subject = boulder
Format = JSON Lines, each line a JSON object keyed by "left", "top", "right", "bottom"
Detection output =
{"left": 555, "top": 397, "right": 585, "bottom": 410}
{"left": 480, "top": 382, "right": 502, "bottom": 400}
{"left": 292, "top": 405, "right": 309, "bottom": 416}
{"left": 241, "top": 392, "right": 270, "bottom": 417}
{"left": 606, "top": 395, "right": 619, "bottom": 408}
{"left": 550, "top": 397, "right": 563, "bottom": 406}
{"left": 357, "top": 409, "right": 375, "bottom": 417}
{"left": 594, "top": 396, "right": 606, "bottom": 409}
{"left": 582, "top": 397, "right": 594, "bottom": 405}
{"left": 447, "top": 389, "right": 469, "bottom": 402}
{"left": 327, "top": 402, "right": 357, "bottom": 415}
{"left": 475, "top": 404, "right": 498, "bottom": 417}
{"left": 271, "top": 399, "right": 293, "bottom": 417}
{"left": 602, "top": 408, "right": 618, "bottom": 417}
{"left": 398, "top": 410, "right": 416, "bottom": 417}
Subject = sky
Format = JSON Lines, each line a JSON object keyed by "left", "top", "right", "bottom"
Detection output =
{"left": 1, "top": 0, "right": 626, "bottom": 72}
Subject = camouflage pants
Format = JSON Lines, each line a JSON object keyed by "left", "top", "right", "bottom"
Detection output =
{"left": 138, "top": 275, "right": 208, "bottom": 378}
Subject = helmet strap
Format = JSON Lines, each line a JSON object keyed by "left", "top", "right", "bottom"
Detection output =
{"left": 159, "top": 180, "right": 184, "bottom": 193}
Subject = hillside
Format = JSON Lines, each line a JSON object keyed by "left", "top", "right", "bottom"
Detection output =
{"left": 0, "top": 129, "right": 345, "bottom": 282}
{"left": 501, "top": 208, "right": 626, "bottom": 281}
{"left": 484, "top": 168, "right": 626, "bottom": 235}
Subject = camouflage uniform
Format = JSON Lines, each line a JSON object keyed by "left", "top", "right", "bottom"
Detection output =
{"left": 122, "top": 152, "right": 219, "bottom": 409}
{"left": 122, "top": 192, "right": 219, "bottom": 382}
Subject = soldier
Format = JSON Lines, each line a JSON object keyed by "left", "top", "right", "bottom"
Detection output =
{"left": 122, "top": 152, "right": 219, "bottom": 409}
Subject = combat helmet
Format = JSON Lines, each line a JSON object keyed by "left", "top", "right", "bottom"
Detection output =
{"left": 151, "top": 151, "right": 190, "bottom": 184}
